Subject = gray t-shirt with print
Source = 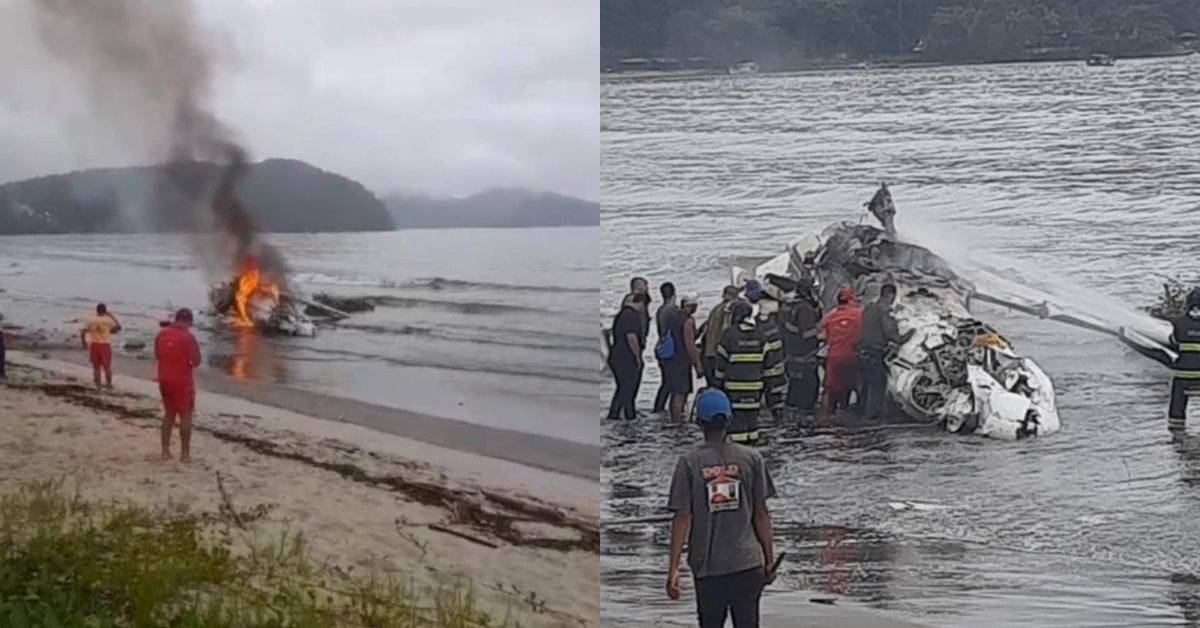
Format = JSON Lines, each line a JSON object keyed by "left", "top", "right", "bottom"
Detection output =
{"left": 667, "top": 442, "right": 776, "bottom": 579}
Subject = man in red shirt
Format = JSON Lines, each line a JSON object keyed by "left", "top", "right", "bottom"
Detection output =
{"left": 155, "top": 308, "right": 201, "bottom": 462}
{"left": 818, "top": 288, "right": 863, "bottom": 417}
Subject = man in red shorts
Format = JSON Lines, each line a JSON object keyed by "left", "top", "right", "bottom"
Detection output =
{"left": 155, "top": 308, "right": 201, "bottom": 462}
{"left": 818, "top": 288, "right": 863, "bottom": 417}
{"left": 80, "top": 303, "right": 121, "bottom": 390}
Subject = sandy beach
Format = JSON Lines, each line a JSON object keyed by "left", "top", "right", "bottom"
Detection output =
{"left": 0, "top": 349, "right": 599, "bottom": 627}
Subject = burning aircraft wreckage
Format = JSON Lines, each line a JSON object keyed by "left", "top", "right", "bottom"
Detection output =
{"left": 200, "top": 153, "right": 354, "bottom": 337}
{"left": 732, "top": 183, "right": 1176, "bottom": 440}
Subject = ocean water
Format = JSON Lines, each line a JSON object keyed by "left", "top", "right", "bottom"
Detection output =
{"left": 0, "top": 227, "right": 599, "bottom": 444}
{"left": 602, "top": 56, "right": 1200, "bottom": 626}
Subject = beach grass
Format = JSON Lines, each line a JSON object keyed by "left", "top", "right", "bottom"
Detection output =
{"left": 0, "top": 480, "right": 516, "bottom": 628}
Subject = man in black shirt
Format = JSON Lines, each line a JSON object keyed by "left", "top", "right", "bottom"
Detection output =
{"left": 855, "top": 284, "right": 914, "bottom": 420}
{"left": 608, "top": 292, "right": 651, "bottom": 420}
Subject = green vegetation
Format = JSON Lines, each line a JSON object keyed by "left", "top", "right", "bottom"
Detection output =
{"left": 0, "top": 481, "right": 513, "bottom": 628}
{"left": 601, "top": 0, "right": 1200, "bottom": 68}
{"left": 0, "top": 159, "right": 395, "bottom": 235}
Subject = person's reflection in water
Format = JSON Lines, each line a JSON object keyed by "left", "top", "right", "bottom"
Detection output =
{"left": 818, "top": 526, "right": 854, "bottom": 596}
{"left": 1173, "top": 434, "right": 1200, "bottom": 489}
{"left": 1170, "top": 573, "right": 1200, "bottom": 627}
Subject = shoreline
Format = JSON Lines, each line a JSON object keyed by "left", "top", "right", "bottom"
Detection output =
{"left": 24, "top": 344, "right": 599, "bottom": 481}
{"left": 0, "top": 351, "right": 599, "bottom": 626}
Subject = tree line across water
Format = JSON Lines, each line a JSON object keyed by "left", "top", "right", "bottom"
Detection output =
{"left": 602, "top": 0, "right": 1200, "bottom": 68}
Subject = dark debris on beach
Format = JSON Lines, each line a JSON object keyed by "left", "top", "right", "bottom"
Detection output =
{"left": 3, "top": 365, "right": 600, "bottom": 554}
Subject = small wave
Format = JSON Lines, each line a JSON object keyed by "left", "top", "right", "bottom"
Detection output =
{"left": 337, "top": 321, "right": 599, "bottom": 354}
{"left": 293, "top": 273, "right": 592, "bottom": 294}
{"left": 361, "top": 295, "right": 546, "bottom": 316}
{"left": 292, "top": 346, "right": 600, "bottom": 385}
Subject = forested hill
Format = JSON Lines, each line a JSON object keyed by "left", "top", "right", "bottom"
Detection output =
{"left": 602, "top": 0, "right": 1200, "bottom": 67}
{"left": 0, "top": 159, "right": 395, "bottom": 235}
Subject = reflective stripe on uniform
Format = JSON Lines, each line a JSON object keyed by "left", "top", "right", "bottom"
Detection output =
{"left": 763, "top": 364, "right": 785, "bottom": 377}
{"left": 1169, "top": 417, "right": 1187, "bottom": 430}
{"left": 764, "top": 340, "right": 783, "bottom": 352}
{"left": 769, "top": 384, "right": 788, "bottom": 396}
{"left": 731, "top": 400, "right": 761, "bottom": 410}
{"left": 728, "top": 430, "right": 760, "bottom": 443}
{"left": 714, "top": 370, "right": 726, "bottom": 379}
{"left": 802, "top": 328, "right": 818, "bottom": 339}
{"left": 717, "top": 344, "right": 730, "bottom": 359}
{"left": 1180, "top": 343, "right": 1200, "bottom": 352}
{"left": 730, "top": 353, "right": 764, "bottom": 363}
{"left": 725, "top": 381, "right": 764, "bottom": 392}
{"left": 1174, "top": 370, "right": 1200, "bottom": 380}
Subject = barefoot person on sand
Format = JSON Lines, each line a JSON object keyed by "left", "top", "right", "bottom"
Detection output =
{"left": 155, "top": 308, "right": 201, "bottom": 462}
{"left": 80, "top": 304, "right": 121, "bottom": 390}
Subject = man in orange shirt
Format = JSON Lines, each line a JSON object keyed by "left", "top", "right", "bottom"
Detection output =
{"left": 80, "top": 303, "right": 121, "bottom": 390}
{"left": 155, "top": 308, "right": 202, "bottom": 462}
{"left": 818, "top": 288, "right": 863, "bottom": 417}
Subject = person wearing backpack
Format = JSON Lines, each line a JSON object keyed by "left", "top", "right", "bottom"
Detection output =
{"left": 653, "top": 282, "right": 680, "bottom": 414}
{"left": 664, "top": 294, "right": 704, "bottom": 423}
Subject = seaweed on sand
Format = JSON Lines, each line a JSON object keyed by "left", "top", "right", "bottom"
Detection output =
{"left": 6, "top": 374, "right": 600, "bottom": 554}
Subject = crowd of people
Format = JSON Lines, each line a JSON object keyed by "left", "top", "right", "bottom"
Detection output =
{"left": 605, "top": 273, "right": 912, "bottom": 443}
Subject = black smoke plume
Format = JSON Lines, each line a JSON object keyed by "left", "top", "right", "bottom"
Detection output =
{"left": 30, "top": 0, "right": 289, "bottom": 285}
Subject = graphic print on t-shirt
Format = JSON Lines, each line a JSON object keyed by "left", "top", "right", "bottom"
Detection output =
{"left": 702, "top": 463, "right": 742, "bottom": 514}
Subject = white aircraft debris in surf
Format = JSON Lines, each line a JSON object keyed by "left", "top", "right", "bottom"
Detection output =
{"left": 733, "top": 183, "right": 1178, "bottom": 440}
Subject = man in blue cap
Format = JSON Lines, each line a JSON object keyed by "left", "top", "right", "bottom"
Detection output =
{"left": 665, "top": 389, "right": 778, "bottom": 628}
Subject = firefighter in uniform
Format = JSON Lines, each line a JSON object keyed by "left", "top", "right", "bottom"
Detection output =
{"left": 782, "top": 277, "right": 822, "bottom": 415}
{"left": 1168, "top": 289, "right": 1200, "bottom": 433}
{"left": 744, "top": 281, "right": 787, "bottom": 414}
{"left": 714, "top": 301, "right": 781, "bottom": 445}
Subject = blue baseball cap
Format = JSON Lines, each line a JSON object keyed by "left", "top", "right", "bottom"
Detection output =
{"left": 696, "top": 389, "right": 732, "bottom": 428}
{"left": 744, "top": 279, "right": 764, "bottom": 296}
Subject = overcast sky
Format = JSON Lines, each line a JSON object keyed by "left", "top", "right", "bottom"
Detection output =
{"left": 0, "top": 0, "right": 598, "bottom": 200}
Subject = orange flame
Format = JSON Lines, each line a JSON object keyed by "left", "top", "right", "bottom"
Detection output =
{"left": 232, "top": 256, "right": 281, "bottom": 328}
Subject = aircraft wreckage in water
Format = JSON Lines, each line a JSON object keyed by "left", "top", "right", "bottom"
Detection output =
{"left": 207, "top": 254, "right": 353, "bottom": 337}
{"left": 732, "top": 183, "right": 1176, "bottom": 440}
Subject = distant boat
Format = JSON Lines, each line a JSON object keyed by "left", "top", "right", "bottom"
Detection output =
{"left": 728, "top": 61, "right": 760, "bottom": 76}
{"left": 1087, "top": 53, "right": 1115, "bottom": 67}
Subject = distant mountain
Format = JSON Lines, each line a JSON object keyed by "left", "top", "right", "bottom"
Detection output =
{"left": 0, "top": 159, "right": 395, "bottom": 235}
{"left": 385, "top": 188, "right": 600, "bottom": 230}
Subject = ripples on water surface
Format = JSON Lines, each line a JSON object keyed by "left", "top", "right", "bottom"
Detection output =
{"left": 602, "top": 57, "right": 1200, "bottom": 626}
{"left": 0, "top": 227, "right": 598, "bottom": 444}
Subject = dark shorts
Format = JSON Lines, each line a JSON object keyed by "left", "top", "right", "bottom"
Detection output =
{"left": 89, "top": 343, "right": 113, "bottom": 368}
{"left": 695, "top": 567, "right": 764, "bottom": 628}
{"left": 664, "top": 358, "right": 694, "bottom": 395}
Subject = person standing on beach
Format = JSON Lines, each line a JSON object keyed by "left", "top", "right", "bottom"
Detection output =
{"left": 155, "top": 308, "right": 201, "bottom": 461}
{"left": 653, "top": 281, "right": 679, "bottom": 414}
{"left": 80, "top": 303, "right": 121, "bottom": 390}
{"left": 607, "top": 292, "right": 650, "bottom": 420}
{"left": 701, "top": 286, "right": 742, "bottom": 387}
{"left": 666, "top": 388, "right": 777, "bottom": 628}
{"left": 621, "top": 276, "right": 652, "bottom": 416}
{"left": 663, "top": 294, "right": 704, "bottom": 423}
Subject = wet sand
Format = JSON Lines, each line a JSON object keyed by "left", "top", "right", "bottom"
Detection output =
{"left": 41, "top": 348, "right": 600, "bottom": 480}
{"left": 0, "top": 350, "right": 599, "bottom": 627}
{"left": 622, "top": 591, "right": 930, "bottom": 627}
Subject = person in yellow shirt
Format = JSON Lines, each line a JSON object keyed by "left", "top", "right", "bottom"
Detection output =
{"left": 80, "top": 303, "right": 122, "bottom": 390}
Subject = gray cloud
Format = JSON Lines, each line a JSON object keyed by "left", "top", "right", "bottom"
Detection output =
{"left": 0, "top": 0, "right": 598, "bottom": 200}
